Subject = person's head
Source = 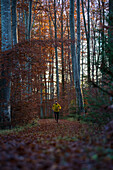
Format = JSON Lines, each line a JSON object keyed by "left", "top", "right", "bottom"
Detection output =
{"left": 55, "top": 100, "right": 57, "bottom": 104}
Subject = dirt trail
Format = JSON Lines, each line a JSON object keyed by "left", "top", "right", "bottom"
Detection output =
{"left": 0, "top": 119, "right": 113, "bottom": 170}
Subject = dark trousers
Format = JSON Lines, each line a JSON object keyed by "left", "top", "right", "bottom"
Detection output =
{"left": 54, "top": 112, "right": 59, "bottom": 122}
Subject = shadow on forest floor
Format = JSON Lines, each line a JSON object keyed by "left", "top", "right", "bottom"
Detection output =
{"left": 0, "top": 119, "right": 113, "bottom": 170}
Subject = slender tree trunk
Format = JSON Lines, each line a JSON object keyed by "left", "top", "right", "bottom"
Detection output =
{"left": 91, "top": 12, "right": 96, "bottom": 82}
{"left": 67, "top": 16, "right": 72, "bottom": 86}
{"left": 70, "top": 0, "right": 76, "bottom": 83}
{"left": 25, "top": 9, "right": 28, "bottom": 40}
{"left": 92, "top": 29, "right": 95, "bottom": 82}
{"left": 28, "top": 0, "right": 32, "bottom": 94}
{"left": 61, "top": 0, "right": 64, "bottom": 94}
{"left": 54, "top": 0, "right": 59, "bottom": 99}
{"left": 0, "top": 2, "right": 1, "bottom": 53}
{"left": 48, "top": 1, "right": 54, "bottom": 101}
{"left": 24, "top": 0, "right": 32, "bottom": 40}
{"left": 40, "top": 75, "right": 43, "bottom": 118}
{"left": 44, "top": 72, "right": 47, "bottom": 117}
{"left": 70, "top": 0, "right": 84, "bottom": 113}
{"left": 31, "top": 0, "right": 38, "bottom": 29}
{"left": 96, "top": 0, "right": 101, "bottom": 85}
{"left": 24, "top": 1, "right": 32, "bottom": 96}
{"left": 27, "top": 0, "right": 32, "bottom": 40}
{"left": 77, "top": 0, "right": 80, "bottom": 79}
{"left": 101, "top": 0, "right": 105, "bottom": 80}
{"left": 87, "top": 0, "right": 90, "bottom": 83}
{"left": 0, "top": 0, "right": 12, "bottom": 124}
{"left": 11, "top": 0, "right": 22, "bottom": 102}
{"left": 12, "top": 0, "right": 17, "bottom": 45}
{"left": 81, "top": 0, "right": 90, "bottom": 83}
{"left": 51, "top": 53, "right": 54, "bottom": 100}
{"left": 108, "top": 0, "right": 113, "bottom": 102}
{"left": 81, "top": 30, "right": 84, "bottom": 88}
{"left": 109, "top": 0, "right": 113, "bottom": 68}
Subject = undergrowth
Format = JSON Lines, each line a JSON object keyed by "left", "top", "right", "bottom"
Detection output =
{"left": 0, "top": 118, "right": 39, "bottom": 135}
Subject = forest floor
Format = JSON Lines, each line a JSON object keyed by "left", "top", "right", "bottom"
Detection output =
{"left": 0, "top": 119, "right": 113, "bottom": 170}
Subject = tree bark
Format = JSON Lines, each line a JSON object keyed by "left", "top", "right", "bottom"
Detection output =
{"left": 61, "top": 0, "right": 64, "bottom": 94}
{"left": 77, "top": 0, "right": 80, "bottom": 79}
{"left": 67, "top": 15, "right": 72, "bottom": 86}
{"left": 27, "top": 0, "right": 32, "bottom": 40}
{"left": 48, "top": 2, "right": 54, "bottom": 100}
{"left": 109, "top": 0, "right": 113, "bottom": 68}
{"left": 70, "top": 0, "right": 84, "bottom": 113}
{"left": 101, "top": 0, "right": 105, "bottom": 80}
{"left": 81, "top": 0, "right": 90, "bottom": 83}
{"left": 24, "top": 0, "right": 32, "bottom": 96}
{"left": 12, "top": 0, "right": 17, "bottom": 45}
{"left": 87, "top": 0, "right": 90, "bottom": 83}
{"left": 40, "top": 75, "right": 43, "bottom": 118}
{"left": 11, "top": 0, "right": 22, "bottom": 102}
{"left": 0, "top": 0, "right": 12, "bottom": 124}
{"left": 54, "top": 0, "right": 59, "bottom": 99}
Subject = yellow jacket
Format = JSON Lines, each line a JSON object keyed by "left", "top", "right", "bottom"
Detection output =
{"left": 52, "top": 103, "right": 61, "bottom": 112}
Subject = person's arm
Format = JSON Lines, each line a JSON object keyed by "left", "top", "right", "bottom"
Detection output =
{"left": 58, "top": 104, "right": 61, "bottom": 110}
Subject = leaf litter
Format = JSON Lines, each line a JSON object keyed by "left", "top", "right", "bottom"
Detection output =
{"left": 0, "top": 119, "right": 113, "bottom": 170}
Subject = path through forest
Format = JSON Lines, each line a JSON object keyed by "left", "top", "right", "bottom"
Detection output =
{"left": 0, "top": 119, "right": 113, "bottom": 170}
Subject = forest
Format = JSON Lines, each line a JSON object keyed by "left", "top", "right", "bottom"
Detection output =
{"left": 0, "top": 0, "right": 113, "bottom": 169}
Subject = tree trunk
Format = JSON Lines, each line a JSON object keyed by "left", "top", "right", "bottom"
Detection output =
{"left": 0, "top": 2, "right": 1, "bottom": 52}
{"left": 12, "top": 0, "right": 22, "bottom": 101}
{"left": 44, "top": 72, "right": 47, "bottom": 117}
{"left": 40, "top": 75, "right": 43, "bottom": 118}
{"left": 101, "top": 0, "right": 105, "bottom": 81}
{"left": 81, "top": 30, "right": 84, "bottom": 88}
{"left": 77, "top": 0, "right": 80, "bottom": 79}
{"left": 67, "top": 15, "right": 72, "bottom": 86}
{"left": 109, "top": 0, "right": 113, "bottom": 68}
{"left": 48, "top": 4, "right": 54, "bottom": 100}
{"left": 0, "top": 0, "right": 12, "bottom": 124}
{"left": 28, "top": 0, "right": 32, "bottom": 95}
{"left": 12, "top": 0, "right": 17, "bottom": 45}
{"left": 54, "top": 0, "right": 59, "bottom": 99}
{"left": 27, "top": 0, "right": 32, "bottom": 40}
{"left": 81, "top": 0, "right": 90, "bottom": 83}
{"left": 91, "top": 11, "right": 96, "bottom": 83}
{"left": 96, "top": 0, "right": 101, "bottom": 85}
{"left": 70, "top": 0, "right": 84, "bottom": 113}
{"left": 87, "top": 0, "right": 90, "bottom": 83}
{"left": 61, "top": 0, "right": 64, "bottom": 94}
{"left": 24, "top": 0, "right": 32, "bottom": 96}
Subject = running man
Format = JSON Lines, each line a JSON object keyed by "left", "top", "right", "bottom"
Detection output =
{"left": 52, "top": 100, "right": 61, "bottom": 123}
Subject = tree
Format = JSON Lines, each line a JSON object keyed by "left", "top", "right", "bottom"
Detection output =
{"left": 70, "top": 0, "right": 84, "bottom": 113}
{"left": 27, "top": 0, "right": 32, "bottom": 40}
{"left": 48, "top": 0, "right": 54, "bottom": 100}
{"left": 11, "top": 0, "right": 22, "bottom": 102}
{"left": 12, "top": 0, "right": 18, "bottom": 45}
{"left": 61, "top": 0, "right": 64, "bottom": 94}
{"left": 77, "top": 0, "right": 80, "bottom": 79}
{"left": 81, "top": 0, "right": 90, "bottom": 83}
{"left": 24, "top": 0, "right": 33, "bottom": 96}
{"left": 109, "top": 0, "right": 113, "bottom": 68}
{"left": 0, "top": 0, "right": 12, "bottom": 123}
{"left": 54, "top": 0, "right": 59, "bottom": 99}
